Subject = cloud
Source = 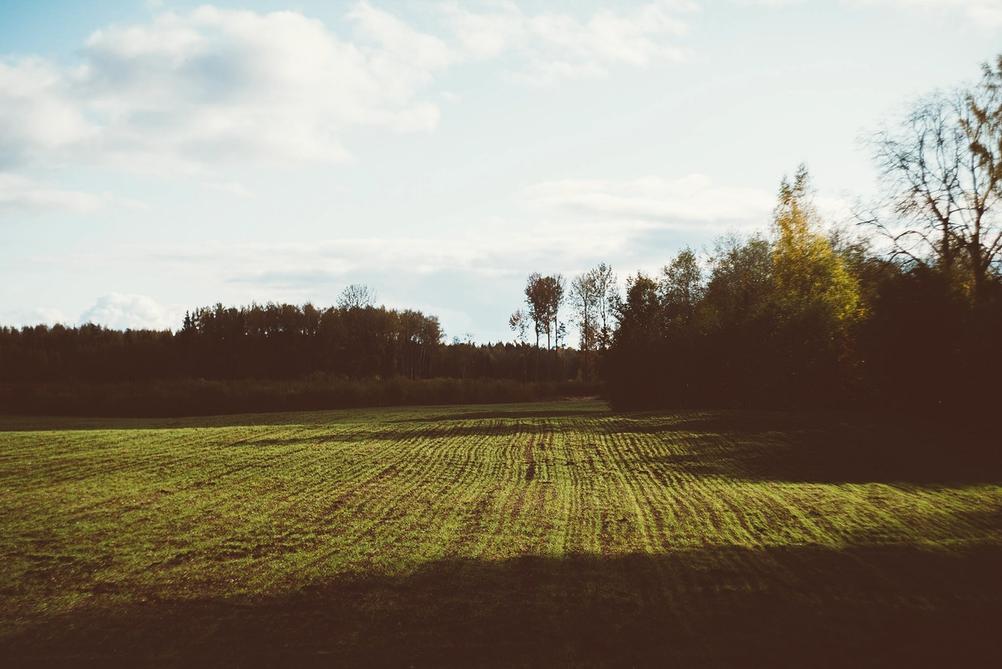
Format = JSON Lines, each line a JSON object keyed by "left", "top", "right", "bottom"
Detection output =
{"left": 0, "top": 59, "right": 96, "bottom": 169}
{"left": 156, "top": 235, "right": 630, "bottom": 342}
{"left": 730, "top": 0, "right": 805, "bottom": 7}
{"left": 0, "top": 307, "right": 68, "bottom": 328}
{"left": 441, "top": 1, "right": 695, "bottom": 83}
{"left": 204, "top": 233, "right": 625, "bottom": 287}
{"left": 349, "top": 2, "right": 454, "bottom": 74}
{"left": 0, "top": 172, "right": 144, "bottom": 215}
{"left": 0, "top": 173, "right": 105, "bottom": 214}
{"left": 526, "top": 175, "right": 777, "bottom": 228}
{"left": 0, "top": 4, "right": 453, "bottom": 174}
{"left": 149, "top": 174, "right": 800, "bottom": 294}
{"left": 2, "top": 295, "right": 182, "bottom": 332}
{"left": 80, "top": 293, "right": 182, "bottom": 330}
{"left": 746, "top": 0, "right": 1002, "bottom": 26}
{"left": 0, "top": 2, "right": 702, "bottom": 178}
{"left": 867, "top": 0, "right": 1002, "bottom": 25}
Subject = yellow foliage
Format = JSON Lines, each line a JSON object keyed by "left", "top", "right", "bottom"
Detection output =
{"left": 772, "top": 166, "right": 864, "bottom": 325}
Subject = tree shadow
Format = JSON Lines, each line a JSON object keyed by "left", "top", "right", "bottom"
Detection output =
{"left": 404, "top": 408, "right": 611, "bottom": 422}
{"left": 4, "top": 405, "right": 998, "bottom": 485}
{"left": 622, "top": 412, "right": 1002, "bottom": 485}
{"left": 2, "top": 545, "right": 999, "bottom": 667}
{"left": 0, "top": 405, "right": 610, "bottom": 433}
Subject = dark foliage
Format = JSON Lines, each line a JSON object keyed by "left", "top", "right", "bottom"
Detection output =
{"left": 606, "top": 238, "right": 1002, "bottom": 414}
{"left": 0, "top": 303, "right": 583, "bottom": 385}
{"left": 605, "top": 59, "right": 1002, "bottom": 414}
{"left": 607, "top": 229, "right": 1002, "bottom": 415}
{"left": 0, "top": 303, "right": 590, "bottom": 416}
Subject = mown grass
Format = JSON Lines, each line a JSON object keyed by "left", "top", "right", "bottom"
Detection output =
{"left": 1, "top": 400, "right": 1000, "bottom": 667}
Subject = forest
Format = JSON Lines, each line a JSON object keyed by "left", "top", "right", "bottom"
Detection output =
{"left": 2, "top": 55, "right": 1000, "bottom": 418}
{"left": 604, "top": 56, "right": 1002, "bottom": 414}
{"left": 0, "top": 302, "right": 589, "bottom": 415}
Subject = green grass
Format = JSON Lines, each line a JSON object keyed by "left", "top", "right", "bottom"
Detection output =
{"left": 1, "top": 400, "right": 1000, "bottom": 666}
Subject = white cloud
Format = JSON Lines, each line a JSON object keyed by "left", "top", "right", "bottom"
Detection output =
{"left": 0, "top": 2, "right": 701, "bottom": 179}
{"left": 731, "top": 0, "right": 805, "bottom": 7}
{"left": 869, "top": 0, "right": 1002, "bottom": 25}
{"left": 0, "top": 307, "right": 68, "bottom": 328}
{"left": 750, "top": 0, "right": 1002, "bottom": 26}
{"left": 80, "top": 293, "right": 182, "bottom": 330}
{"left": 0, "top": 58, "right": 97, "bottom": 169}
{"left": 526, "top": 174, "right": 855, "bottom": 236}
{"left": 0, "top": 172, "right": 144, "bottom": 215}
{"left": 526, "top": 175, "right": 777, "bottom": 228}
{"left": 177, "top": 233, "right": 626, "bottom": 287}
{"left": 443, "top": 1, "right": 525, "bottom": 59}
{"left": 1, "top": 294, "right": 180, "bottom": 331}
{"left": 0, "top": 4, "right": 454, "bottom": 174}
{"left": 349, "top": 2, "right": 454, "bottom": 74}
{"left": 0, "top": 173, "right": 104, "bottom": 214}
{"left": 143, "top": 174, "right": 804, "bottom": 292}
{"left": 441, "top": 1, "right": 695, "bottom": 83}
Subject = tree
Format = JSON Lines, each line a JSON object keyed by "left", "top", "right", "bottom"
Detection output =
{"left": 774, "top": 165, "right": 863, "bottom": 325}
{"left": 571, "top": 271, "right": 600, "bottom": 352}
{"left": 571, "top": 263, "right": 618, "bottom": 352}
{"left": 545, "top": 274, "right": 566, "bottom": 349}
{"left": 871, "top": 55, "right": 1002, "bottom": 301}
{"left": 508, "top": 309, "right": 529, "bottom": 344}
{"left": 592, "top": 263, "right": 618, "bottom": 350}
{"left": 660, "top": 248, "right": 703, "bottom": 326}
{"left": 872, "top": 93, "right": 965, "bottom": 275}
{"left": 771, "top": 166, "right": 864, "bottom": 405}
{"left": 606, "top": 273, "right": 664, "bottom": 408}
{"left": 338, "top": 284, "right": 376, "bottom": 310}
{"left": 523, "top": 273, "right": 565, "bottom": 349}
{"left": 524, "top": 273, "right": 546, "bottom": 347}
{"left": 961, "top": 54, "right": 1002, "bottom": 299}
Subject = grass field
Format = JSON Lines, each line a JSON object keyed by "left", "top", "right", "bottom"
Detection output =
{"left": 1, "top": 399, "right": 1000, "bottom": 667}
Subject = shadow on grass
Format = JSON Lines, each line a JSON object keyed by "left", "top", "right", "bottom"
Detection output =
{"left": 4, "top": 404, "right": 998, "bottom": 486}
{"left": 0, "top": 405, "right": 609, "bottom": 432}
{"left": 382, "top": 411, "right": 1002, "bottom": 486}
{"left": 2, "top": 544, "right": 1000, "bottom": 668}
{"left": 403, "top": 408, "right": 611, "bottom": 422}
{"left": 626, "top": 412, "right": 1002, "bottom": 485}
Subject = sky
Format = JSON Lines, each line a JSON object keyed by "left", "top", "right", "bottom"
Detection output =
{"left": 1, "top": 0, "right": 1000, "bottom": 342}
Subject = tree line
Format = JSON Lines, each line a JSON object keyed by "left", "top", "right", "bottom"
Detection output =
{"left": 2, "top": 55, "right": 1000, "bottom": 417}
{"left": 1, "top": 299, "right": 584, "bottom": 386}
{"left": 0, "top": 291, "right": 592, "bottom": 415}
{"left": 599, "top": 56, "right": 1002, "bottom": 413}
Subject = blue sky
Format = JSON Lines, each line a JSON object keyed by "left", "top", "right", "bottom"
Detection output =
{"left": 2, "top": 0, "right": 1000, "bottom": 342}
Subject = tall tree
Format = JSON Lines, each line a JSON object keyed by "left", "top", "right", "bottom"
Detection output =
{"left": 606, "top": 273, "right": 664, "bottom": 408}
{"left": 571, "top": 263, "right": 618, "bottom": 351}
{"left": 660, "top": 248, "right": 704, "bottom": 326}
{"left": 571, "top": 271, "right": 600, "bottom": 352}
{"left": 871, "top": 55, "right": 1002, "bottom": 301}
{"left": 774, "top": 165, "right": 863, "bottom": 324}
{"left": 594, "top": 263, "right": 618, "bottom": 350}
{"left": 523, "top": 273, "right": 565, "bottom": 349}
{"left": 524, "top": 273, "right": 546, "bottom": 347}
{"left": 961, "top": 54, "right": 1002, "bottom": 299}
{"left": 545, "top": 274, "right": 566, "bottom": 349}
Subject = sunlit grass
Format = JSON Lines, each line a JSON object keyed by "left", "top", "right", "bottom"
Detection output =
{"left": 1, "top": 400, "right": 999, "bottom": 665}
